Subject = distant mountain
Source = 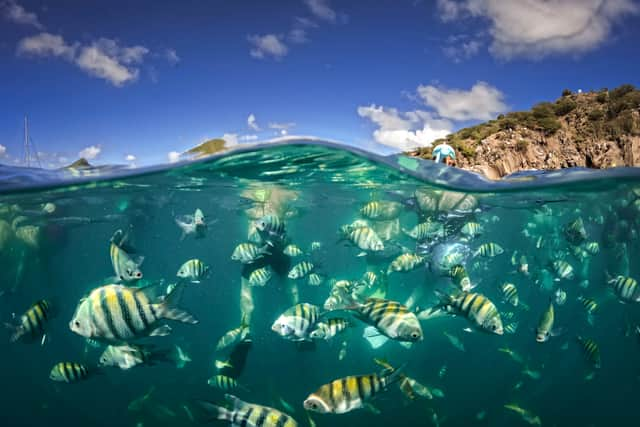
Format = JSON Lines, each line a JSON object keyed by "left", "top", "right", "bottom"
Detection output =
{"left": 185, "top": 138, "right": 228, "bottom": 158}
{"left": 408, "top": 84, "right": 640, "bottom": 179}
{"left": 63, "top": 158, "right": 92, "bottom": 169}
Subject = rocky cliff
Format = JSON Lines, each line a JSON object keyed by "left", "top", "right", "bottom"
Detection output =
{"left": 409, "top": 85, "right": 640, "bottom": 180}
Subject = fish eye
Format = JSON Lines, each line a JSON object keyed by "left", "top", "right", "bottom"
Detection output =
{"left": 411, "top": 332, "right": 419, "bottom": 339}
{"left": 491, "top": 325, "right": 497, "bottom": 331}
{"left": 74, "top": 321, "right": 81, "bottom": 328}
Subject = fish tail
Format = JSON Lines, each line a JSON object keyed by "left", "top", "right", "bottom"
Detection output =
{"left": 5, "top": 323, "right": 21, "bottom": 343}
{"left": 110, "top": 229, "right": 125, "bottom": 247}
{"left": 382, "top": 362, "right": 406, "bottom": 388}
{"left": 194, "top": 400, "right": 231, "bottom": 422}
{"left": 434, "top": 289, "right": 453, "bottom": 307}
{"left": 159, "top": 285, "right": 198, "bottom": 325}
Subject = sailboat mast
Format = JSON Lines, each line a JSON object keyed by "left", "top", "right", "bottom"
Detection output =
{"left": 24, "top": 115, "right": 30, "bottom": 167}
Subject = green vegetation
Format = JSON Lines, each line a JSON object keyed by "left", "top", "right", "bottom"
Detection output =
{"left": 187, "top": 138, "right": 227, "bottom": 156}
{"left": 411, "top": 84, "right": 640, "bottom": 161}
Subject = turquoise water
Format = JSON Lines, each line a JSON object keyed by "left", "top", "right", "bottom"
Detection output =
{"left": 1, "top": 142, "right": 639, "bottom": 427}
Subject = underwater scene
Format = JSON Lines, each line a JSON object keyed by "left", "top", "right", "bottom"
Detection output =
{"left": 1, "top": 142, "right": 640, "bottom": 427}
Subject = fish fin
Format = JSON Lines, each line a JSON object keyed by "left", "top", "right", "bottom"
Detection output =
{"left": 399, "top": 342, "right": 413, "bottom": 350}
{"left": 383, "top": 363, "right": 406, "bottom": 387}
{"left": 224, "top": 394, "right": 247, "bottom": 410}
{"left": 158, "top": 284, "right": 198, "bottom": 324}
{"left": 6, "top": 324, "right": 21, "bottom": 343}
{"left": 363, "top": 326, "right": 388, "bottom": 349}
{"left": 191, "top": 280, "right": 201, "bottom": 284}
{"left": 194, "top": 400, "right": 231, "bottom": 422}
{"left": 586, "top": 314, "right": 595, "bottom": 326}
{"left": 357, "top": 251, "right": 367, "bottom": 257}
{"left": 150, "top": 325, "right": 172, "bottom": 336}
{"left": 551, "top": 327, "right": 566, "bottom": 337}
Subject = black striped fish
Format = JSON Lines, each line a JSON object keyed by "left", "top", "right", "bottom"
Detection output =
{"left": 402, "top": 220, "right": 444, "bottom": 241}
{"left": 249, "top": 266, "right": 273, "bottom": 287}
{"left": 49, "top": 362, "right": 90, "bottom": 383}
{"left": 450, "top": 264, "right": 473, "bottom": 292}
{"left": 176, "top": 258, "right": 208, "bottom": 283}
{"left": 435, "top": 290, "right": 503, "bottom": 335}
{"left": 288, "top": 261, "right": 315, "bottom": 280}
{"left": 7, "top": 299, "right": 52, "bottom": 343}
{"left": 360, "top": 200, "right": 402, "bottom": 220}
{"left": 110, "top": 229, "right": 143, "bottom": 282}
{"left": 197, "top": 394, "right": 298, "bottom": 427}
{"left": 500, "top": 282, "right": 519, "bottom": 307}
{"left": 350, "top": 298, "right": 423, "bottom": 342}
{"left": 387, "top": 253, "right": 424, "bottom": 274}
{"left": 309, "top": 318, "right": 350, "bottom": 340}
{"left": 303, "top": 364, "right": 402, "bottom": 414}
{"left": 608, "top": 275, "right": 640, "bottom": 302}
{"left": 208, "top": 374, "right": 242, "bottom": 391}
{"left": 474, "top": 242, "right": 504, "bottom": 257}
{"left": 69, "top": 284, "right": 198, "bottom": 342}
{"left": 577, "top": 336, "right": 601, "bottom": 369}
{"left": 564, "top": 217, "right": 587, "bottom": 244}
{"left": 255, "top": 214, "right": 286, "bottom": 237}
{"left": 347, "top": 226, "right": 384, "bottom": 252}
{"left": 271, "top": 303, "right": 320, "bottom": 342}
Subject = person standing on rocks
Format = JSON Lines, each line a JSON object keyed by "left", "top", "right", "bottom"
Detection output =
{"left": 432, "top": 142, "right": 456, "bottom": 166}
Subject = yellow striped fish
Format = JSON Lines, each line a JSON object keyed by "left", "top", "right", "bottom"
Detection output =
{"left": 402, "top": 220, "right": 444, "bottom": 241}
{"left": 249, "top": 266, "right": 273, "bottom": 287}
{"left": 303, "top": 364, "right": 401, "bottom": 414}
{"left": 360, "top": 201, "right": 402, "bottom": 220}
{"left": 176, "top": 258, "right": 208, "bottom": 283}
{"left": 350, "top": 298, "right": 423, "bottom": 342}
{"left": 309, "top": 318, "right": 350, "bottom": 340}
{"left": 535, "top": 302, "right": 559, "bottom": 343}
{"left": 49, "top": 362, "right": 89, "bottom": 383}
{"left": 577, "top": 336, "right": 601, "bottom": 369}
{"left": 208, "top": 375, "right": 241, "bottom": 391}
{"left": 583, "top": 241, "right": 599, "bottom": 255}
{"left": 109, "top": 229, "right": 143, "bottom": 282}
{"left": 283, "top": 244, "right": 304, "bottom": 257}
{"left": 474, "top": 242, "right": 504, "bottom": 257}
{"left": 608, "top": 275, "right": 640, "bottom": 302}
{"left": 69, "top": 284, "right": 198, "bottom": 342}
{"left": 271, "top": 303, "right": 320, "bottom": 342}
{"left": 231, "top": 243, "right": 271, "bottom": 264}
{"left": 288, "top": 261, "right": 315, "bottom": 280}
{"left": 435, "top": 290, "right": 503, "bottom": 335}
{"left": 460, "top": 222, "right": 483, "bottom": 238}
{"left": 347, "top": 226, "right": 384, "bottom": 252}
{"left": 387, "top": 253, "right": 424, "bottom": 274}
{"left": 450, "top": 264, "right": 473, "bottom": 292}
{"left": 197, "top": 394, "right": 297, "bottom": 427}
{"left": 8, "top": 299, "right": 52, "bottom": 343}
{"left": 500, "top": 282, "right": 519, "bottom": 307}
{"left": 215, "top": 316, "right": 250, "bottom": 351}
{"left": 307, "top": 273, "right": 324, "bottom": 286}
{"left": 552, "top": 260, "right": 574, "bottom": 280}
{"left": 564, "top": 217, "right": 587, "bottom": 244}
{"left": 578, "top": 296, "right": 598, "bottom": 325}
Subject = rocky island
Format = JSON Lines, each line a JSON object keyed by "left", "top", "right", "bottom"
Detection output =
{"left": 408, "top": 84, "right": 640, "bottom": 180}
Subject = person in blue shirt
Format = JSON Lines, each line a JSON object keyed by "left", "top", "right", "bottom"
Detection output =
{"left": 432, "top": 142, "right": 456, "bottom": 166}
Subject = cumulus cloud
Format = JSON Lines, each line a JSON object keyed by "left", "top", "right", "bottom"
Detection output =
{"left": 222, "top": 133, "right": 239, "bottom": 146}
{"left": 2, "top": 0, "right": 43, "bottom": 29}
{"left": 0, "top": 144, "right": 6, "bottom": 157}
{"left": 247, "top": 113, "right": 260, "bottom": 131}
{"left": 125, "top": 154, "right": 136, "bottom": 162}
{"left": 437, "top": 0, "right": 639, "bottom": 59}
{"left": 17, "top": 32, "right": 77, "bottom": 60}
{"left": 442, "top": 35, "right": 482, "bottom": 62}
{"left": 357, "top": 105, "right": 452, "bottom": 151}
{"left": 248, "top": 34, "right": 288, "bottom": 60}
{"left": 417, "top": 81, "right": 506, "bottom": 121}
{"left": 78, "top": 145, "right": 101, "bottom": 160}
{"left": 165, "top": 48, "right": 180, "bottom": 65}
{"left": 304, "top": 0, "right": 337, "bottom": 23}
{"left": 17, "top": 33, "right": 150, "bottom": 86}
{"left": 167, "top": 151, "right": 181, "bottom": 163}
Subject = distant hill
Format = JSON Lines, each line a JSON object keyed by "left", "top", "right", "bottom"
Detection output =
{"left": 409, "top": 84, "right": 640, "bottom": 179}
{"left": 63, "top": 158, "right": 92, "bottom": 169}
{"left": 185, "top": 138, "right": 228, "bottom": 158}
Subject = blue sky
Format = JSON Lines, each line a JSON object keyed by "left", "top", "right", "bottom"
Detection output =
{"left": 1, "top": 0, "right": 639, "bottom": 167}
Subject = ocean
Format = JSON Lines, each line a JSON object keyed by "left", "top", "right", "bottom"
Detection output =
{"left": 1, "top": 141, "right": 639, "bottom": 427}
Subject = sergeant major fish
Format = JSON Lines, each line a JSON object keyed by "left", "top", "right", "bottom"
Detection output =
{"left": 450, "top": 264, "right": 473, "bottom": 292}
{"left": 197, "top": 394, "right": 297, "bottom": 427}
{"left": 176, "top": 258, "right": 208, "bottom": 283}
{"left": 49, "top": 362, "right": 90, "bottom": 383}
{"left": 474, "top": 242, "right": 504, "bottom": 257}
{"left": 536, "top": 301, "right": 563, "bottom": 343}
{"left": 434, "top": 290, "right": 503, "bottom": 335}
{"left": 6, "top": 299, "right": 53, "bottom": 343}
{"left": 271, "top": 303, "right": 320, "bottom": 342}
{"left": 387, "top": 253, "right": 424, "bottom": 274}
{"left": 69, "top": 284, "right": 198, "bottom": 342}
{"left": 216, "top": 316, "right": 250, "bottom": 352}
{"left": 348, "top": 298, "right": 423, "bottom": 342}
{"left": 288, "top": 261, "right": 315, "bottom": 280}
{"left": 360, "top": 200, "right": 402, "bottom": 220}
{"left": 110, "top": 229, "right": 143, "bottom": 282}
{"left": 309, "top": 318, "right": 350, "bottom": 340}
{"left": 231, "top": 243, "right": 271, "bottom": 264}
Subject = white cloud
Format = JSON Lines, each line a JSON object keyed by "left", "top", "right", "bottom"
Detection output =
{"left": 17, "top": 32, "right": 77, "bottom": 60}
{"left": 437, "top": 0, "right": 639, "bottom": 59}
{"left": 165, "top": 48, "right": 180, "bottom": 65}
{"left": 17, "top": 33, "right": 150, "bottom": 86}
{"left": 304, "top": 0, "right": 337, "bottom": 23}
{"left": 125, "top": 154, "right": 136, "bottom": 162}
{"left": 0, "top": 144, "right": 6, "bottom": 157}
{"left": 357, "top": 105, "right": 452, "bottom": 151}
{"left": 222, "top": 133, "right": 239, "bottom": 146}
{"left": 239, "top": 134, "right": 259, "bottom": 142}
{"left": 417, "top": 81, "right": 506, "bottom": 121}
{"left": 2, "top": 0, "right": 43, "bottom": 29}
{"left": 248, "top": 34, "right": 288, "bottom": 60}
{"left": 268, "top": 122, "right": 296, "bottom": 131}
{"left": 247, "top": 113, "right": 260, "bottom": 131}
{"left": 78, "top": 145, "right": 101, "bottom": 160}
{"left": 168, "top": 151, "right": 181, "bottom": 163}
{"left": 442, "top": 37, "right": 482, "bottom": 62}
